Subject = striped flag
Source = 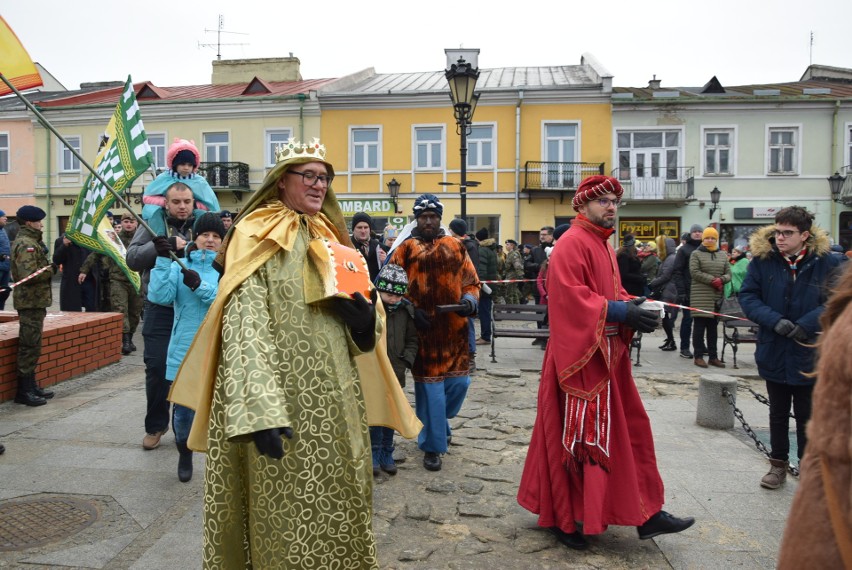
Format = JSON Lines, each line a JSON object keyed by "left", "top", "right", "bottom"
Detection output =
{"left": 0, "top": 16, "right": 43, "bottom": 95}
{"left": 65, "top": 76, "right": 153, "bottom": 292}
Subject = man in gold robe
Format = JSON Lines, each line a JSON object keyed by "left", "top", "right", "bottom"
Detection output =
{"left": 169, "top": 139, "right": 419, "bottom": 569}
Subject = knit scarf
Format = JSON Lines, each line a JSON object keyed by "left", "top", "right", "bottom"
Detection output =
{"left": 785, "top": 248, "right": 807, "bottom": 280}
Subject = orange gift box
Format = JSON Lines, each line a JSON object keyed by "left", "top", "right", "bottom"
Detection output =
{"left": 305, "top": 239, "right": 373, "bottom": 304}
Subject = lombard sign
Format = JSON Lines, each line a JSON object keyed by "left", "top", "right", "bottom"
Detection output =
{"left": 752, "top": 207, "right": 782, "bottom": 219}
{"left": 338, "top": 200, "right": 394, "bottom": 216}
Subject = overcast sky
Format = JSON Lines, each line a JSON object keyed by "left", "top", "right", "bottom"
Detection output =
{"left": 3, "top": 0, "right": 851, "bottom": 91}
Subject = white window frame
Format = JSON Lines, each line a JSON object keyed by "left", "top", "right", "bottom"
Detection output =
{"left": 350, "top": 126, "right": 381, "bottom": 172}
{"left": 612, "top": 125, "right": 685, "bottom": 181}
{"left": 765, "top": 124, "right": 802, "bottom": 176}
{"left": 542, "top": 121, "right": 581, "bottom": 162}
{"left": 700, "top": 125, "right": 737, "bottom": 177}
{"left": 413, "top": 125, "right": 445, "bottom": 171}
{"left": 59, "top": 135, "right": 82, "bottom": 172}
{"left": 0, "top": 132, "right": 8, "bottom": 173}
{"left": 467, "top": 123, "right": 496, "bottom": 169}
{"left": 265, "top": 128, "right": 293, "bottom": 167}
{"left": 202, "top": 131, "right": 230, "bottom": 163}
{"left": 147, "top": 132, "right": 167, "bottom": 172}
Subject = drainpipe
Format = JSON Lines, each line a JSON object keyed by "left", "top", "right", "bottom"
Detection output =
{"left": 298, "top": 93, "right": 307, "bottom": 142}
{"left": 831, "top": 100, "right": 840, "bottom": 241}
{"left": 43, "top": 117, "right": 52, "bottom": 244}
{"left": 514, "top": 90, "right": 523, "bottom": 241}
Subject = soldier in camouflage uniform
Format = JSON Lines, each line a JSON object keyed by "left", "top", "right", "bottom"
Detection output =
{"left": 78, "top": 212, "right": 143, "bottom": 355}
{"left": 503, "top": 239, "right": 525, "bottom": 304}
{"left": 11, "top": 206, "right": 56, "bottom": 407}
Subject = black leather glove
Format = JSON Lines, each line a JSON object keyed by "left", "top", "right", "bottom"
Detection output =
{"left": 677, "top": 294, "right": 689, "bottom": 306}
{"left": 414, "top": 308, "right": 432, "bottom": 331}
{"left": 773, "top": 318, "right": 796, "bottom": 337}
{"left": 181, "top": 268, "right": 201, "bottom": 291}
{"left": 624, "top": 297, "right": 659, "bottom": 333}
{"left": 456, "top": 298, "right": 477, "bottom": 316}
{"left": 153, "top": 236, "right": 173, "bottom": 257}
{"left": 787, "top": 324, "right": 808, "bottom": 341}
{"left": 335, "top": 289, "right": 377, "bottom": 333}
{"left": 252, "top": 427, "right": 294, "bottom": 459}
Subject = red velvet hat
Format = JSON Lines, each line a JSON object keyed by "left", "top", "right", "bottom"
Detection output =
{"left": 572, "top": 175, "right": 624, "bottom": 212}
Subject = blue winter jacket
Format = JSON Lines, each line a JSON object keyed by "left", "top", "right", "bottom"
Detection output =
{"left": 739, "top": 225, "right": 842, "bottom": 385}
{"left": 0, "top": 227, "right": 10, "bottom": 273}
{"left": 148, "top": 247, "right": 219, "bottom": 380}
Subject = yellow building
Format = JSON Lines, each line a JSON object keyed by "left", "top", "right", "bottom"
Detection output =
{"left": 320, "top": 52, "right": 613, "bottom": 245}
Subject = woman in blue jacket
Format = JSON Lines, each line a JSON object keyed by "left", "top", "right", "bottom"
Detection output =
{"left": 148, "top": 212, "right": 223, "bottom": 482}
{"left": 739, "top": 206, "right": 842, "bottom": 489}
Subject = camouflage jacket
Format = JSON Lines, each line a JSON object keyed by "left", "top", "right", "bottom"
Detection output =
{"left": 11, "top": 225, "right": 55, "bottom": 309}
{"left": 80, "top": 229, "right": 135, "bottom": 284}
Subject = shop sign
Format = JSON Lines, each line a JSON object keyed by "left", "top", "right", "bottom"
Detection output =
{"left": 619, "top": 218, "right": 681, "bottom": 240}
{"left": 338, "top": 199, "right": 394, "bottom": 216}
{"left": 752, "top": 207, "right": 782, "bottom": 218}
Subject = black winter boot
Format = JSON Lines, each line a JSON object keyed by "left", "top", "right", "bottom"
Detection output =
{"left": 14, "top": 374, "right": 47, "bottom": 407}
{"left": 176, "top": 442, "right": 193, "bottom": 483}
{"left": 121, "top": 333, "right": 133, "bottom": 355}
{"left": 129, "top": 333, "right": 137, "bottom": 352}
{"left": 32, "top": 377, "right": 54, "bottom": 400}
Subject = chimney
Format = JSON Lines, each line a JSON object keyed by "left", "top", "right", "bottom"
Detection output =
{"left": 648, "top": 75, "right": 661, "bottom": 90}
{"left": 211, "top": 56, "right": 302, "bottom": 85}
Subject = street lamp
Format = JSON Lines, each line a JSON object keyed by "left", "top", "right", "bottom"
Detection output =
{"left": 708, "top": 186, "right": 721, "bottom": 219}
{"left": 445, "top": 48, "right": 481, "bottom": 220}
{"left": 386, "top": 178, "right": 401, "bottom": 213}
{"left": 828, "top": 172, "right": 845, "bottom": 203}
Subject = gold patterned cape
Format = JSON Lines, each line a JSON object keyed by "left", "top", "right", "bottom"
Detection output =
{"left": 169, "top": 159, "right": 421, "bottom": 451}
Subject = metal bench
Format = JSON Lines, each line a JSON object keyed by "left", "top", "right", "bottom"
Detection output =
{"left": 489, "top": 304, "right": 549, "bottom": 363}
{"left": 721, "top": 319, "right": 759, "bottom": 369}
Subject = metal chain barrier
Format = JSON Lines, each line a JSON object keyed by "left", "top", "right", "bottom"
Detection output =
{"left": 739, "top": 385, "right": 796, "bottom": 419}
{"left": 722, "top": 388, "right": 799, "bottom": 477}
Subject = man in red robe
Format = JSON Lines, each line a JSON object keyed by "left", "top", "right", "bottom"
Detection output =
{"left": 517, "top": 175, "right": 695, "bottom": 550}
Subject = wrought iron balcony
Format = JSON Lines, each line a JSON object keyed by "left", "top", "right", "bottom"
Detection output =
{"left": 523, "top": 161, "right": 605, "bottom": 203}
{"left": 198, "top": 162, "right": 251, "bottom": 200}
{"left": 612, "top": 166, "right": 695, "bottom": 203}
{"left": 837, "top": 166, "right": 852, "bottom": 206}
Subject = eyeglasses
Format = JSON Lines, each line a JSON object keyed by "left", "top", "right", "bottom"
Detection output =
{"left": 288, "top": 170, "right": 333, "bottom": 187}
{"left": 596, "top": 198, "right": 622, "bottom": 208}
{"left": 773, "top": 229, "right": 801, "bottom": 238}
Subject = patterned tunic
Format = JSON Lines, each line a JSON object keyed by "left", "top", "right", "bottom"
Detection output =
{"left": 203, "top": 228, "right": 377, "bottom": 569}
{"left": 389, "top": 233, "right": 480, "bottom": 382}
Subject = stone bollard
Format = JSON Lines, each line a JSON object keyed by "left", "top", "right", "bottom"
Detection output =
{"left": 696, "top": 373, "right": 737, "bottom": 429}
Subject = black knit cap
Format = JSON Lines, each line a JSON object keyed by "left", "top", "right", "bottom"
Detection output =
{"left": 475, "top": 227, "right": 489, "bottom": 241}
{"left": 173, "top": 149, "right": 197, "bottom": 169}
{"left": 351, "top": 212, "right": 373, "bottom": 230}
{"left": 193, "top": 212, "right": 225, "bottom": 239}
{"left": 448, "top": 218, "right": 468, "bottom": 236}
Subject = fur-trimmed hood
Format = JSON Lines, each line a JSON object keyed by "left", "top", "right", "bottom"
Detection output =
{"left": 748, "top": 224, "right": 831, "bottom": 260}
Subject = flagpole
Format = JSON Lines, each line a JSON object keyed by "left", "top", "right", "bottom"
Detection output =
{"left": 0, "top": 72, "right": 187, "bottom": 269}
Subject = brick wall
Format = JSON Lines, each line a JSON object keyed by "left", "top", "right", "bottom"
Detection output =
{"left": 0, "top": 311, "right": 123, "bottom": 402}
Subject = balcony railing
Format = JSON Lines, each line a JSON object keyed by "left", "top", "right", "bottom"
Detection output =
{"left": 198, "top": 162, "right": 250, "bottom": 190}
{"left": 838, "top": 166, "right": 852, "bottom": 206}
{"left": 612, "top": 166, "right": 695, "bottom": 202}
{"left": 523, "top": 161, "right": 605, "bottom": 203}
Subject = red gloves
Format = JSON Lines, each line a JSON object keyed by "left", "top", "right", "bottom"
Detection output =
{"left": 710, "top": 277, "right": 723, "bottom": 291}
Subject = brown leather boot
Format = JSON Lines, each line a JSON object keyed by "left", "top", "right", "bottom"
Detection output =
{"left": 760, "top": 458, "right": 788, "bottom": 489}
{"left": 693, "top": 357, "right": 708, "bottom": 368}
{"left": 708, "top": 358, "right": 726, "bottom": 368}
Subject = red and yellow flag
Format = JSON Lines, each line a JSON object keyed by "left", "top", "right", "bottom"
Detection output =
{"left": 0, "top": 16, "right": 43, "bottom": 96}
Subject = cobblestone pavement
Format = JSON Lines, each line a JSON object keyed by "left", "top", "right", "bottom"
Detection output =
{"left": 0, "top": 287, "right": 789, "bottom": 568}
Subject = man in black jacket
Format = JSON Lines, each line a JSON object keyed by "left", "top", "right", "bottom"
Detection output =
{"left": 350, "top": 212, "right": 383, "bottom": 280}
{"left": 526, "top": 226, "right": 554, "bottom": 343}
{"left": 671, "top": 225, "right": 704, "bottom": 358}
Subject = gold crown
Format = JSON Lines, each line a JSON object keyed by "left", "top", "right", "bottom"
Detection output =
{"left": 274, "top": 138, "right": 327, "bottom": 163}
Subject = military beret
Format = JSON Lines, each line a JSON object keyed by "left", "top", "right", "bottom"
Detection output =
{"left": 16, "top": 205, "right": 46, "bottom": 222}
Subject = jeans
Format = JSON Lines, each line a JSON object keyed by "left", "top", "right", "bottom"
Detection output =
{"left": 691, "top": 317, "right": 718, "bottom": 359}
{"left": 765, "top": 380, "right": 813, "bottom": 462}
{"left": 467, "top": 317, "right": 476, "bottom": 355}
{"left": 478, "top": 293, "right": 493, "bottom": 342}
{"left": 415, "top": 375, "right": 471, "bottom": 453}
{"left": 679, "top": 301, "right": 693, "bottom": 351}
{"left": 662, "top": 308, "right": 678, "bottom": 342}
{"left": 142, "top": 302, "right": 173, "bottom": 434}
{"left": 172, "top": 403, "right": 196, "bottom": 444}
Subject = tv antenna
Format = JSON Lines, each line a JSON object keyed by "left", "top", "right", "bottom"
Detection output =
{"left": 198, "top": 14, "right": 248, "bottom": 60}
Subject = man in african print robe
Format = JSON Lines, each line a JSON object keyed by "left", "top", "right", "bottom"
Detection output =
{"left": 388, "top": 194, "right": 480, "bottom": 472}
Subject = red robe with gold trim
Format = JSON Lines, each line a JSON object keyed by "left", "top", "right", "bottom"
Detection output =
{"left": 517, "top": 215, "right": 664, "bottom": 535}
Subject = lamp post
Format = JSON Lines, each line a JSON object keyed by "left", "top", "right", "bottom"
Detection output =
{"left": 445, "top": 49, "right": 480, "bottom": 220}
{"left": 708, "top": 186, "right": 721, "bottom": 220}
{"left": 386, "top": 178, "right": 401, "bottom": 214}
{"left": 828, "top": 172, "right": 845, "bottom": 202}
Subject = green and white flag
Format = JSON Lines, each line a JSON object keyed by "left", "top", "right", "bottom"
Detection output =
{"left": 66, "top": 75, "right": 153, "bottom": 293}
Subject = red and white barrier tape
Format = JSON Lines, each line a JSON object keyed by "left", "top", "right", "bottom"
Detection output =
{"left": 629, "top": 295, "right": 750, "bottom": 322}
{"left": 481, "top": 278, "right": 541, "bottom": 284}
{"left": 0, "top": 264, "right": 53, "bottom": 294}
